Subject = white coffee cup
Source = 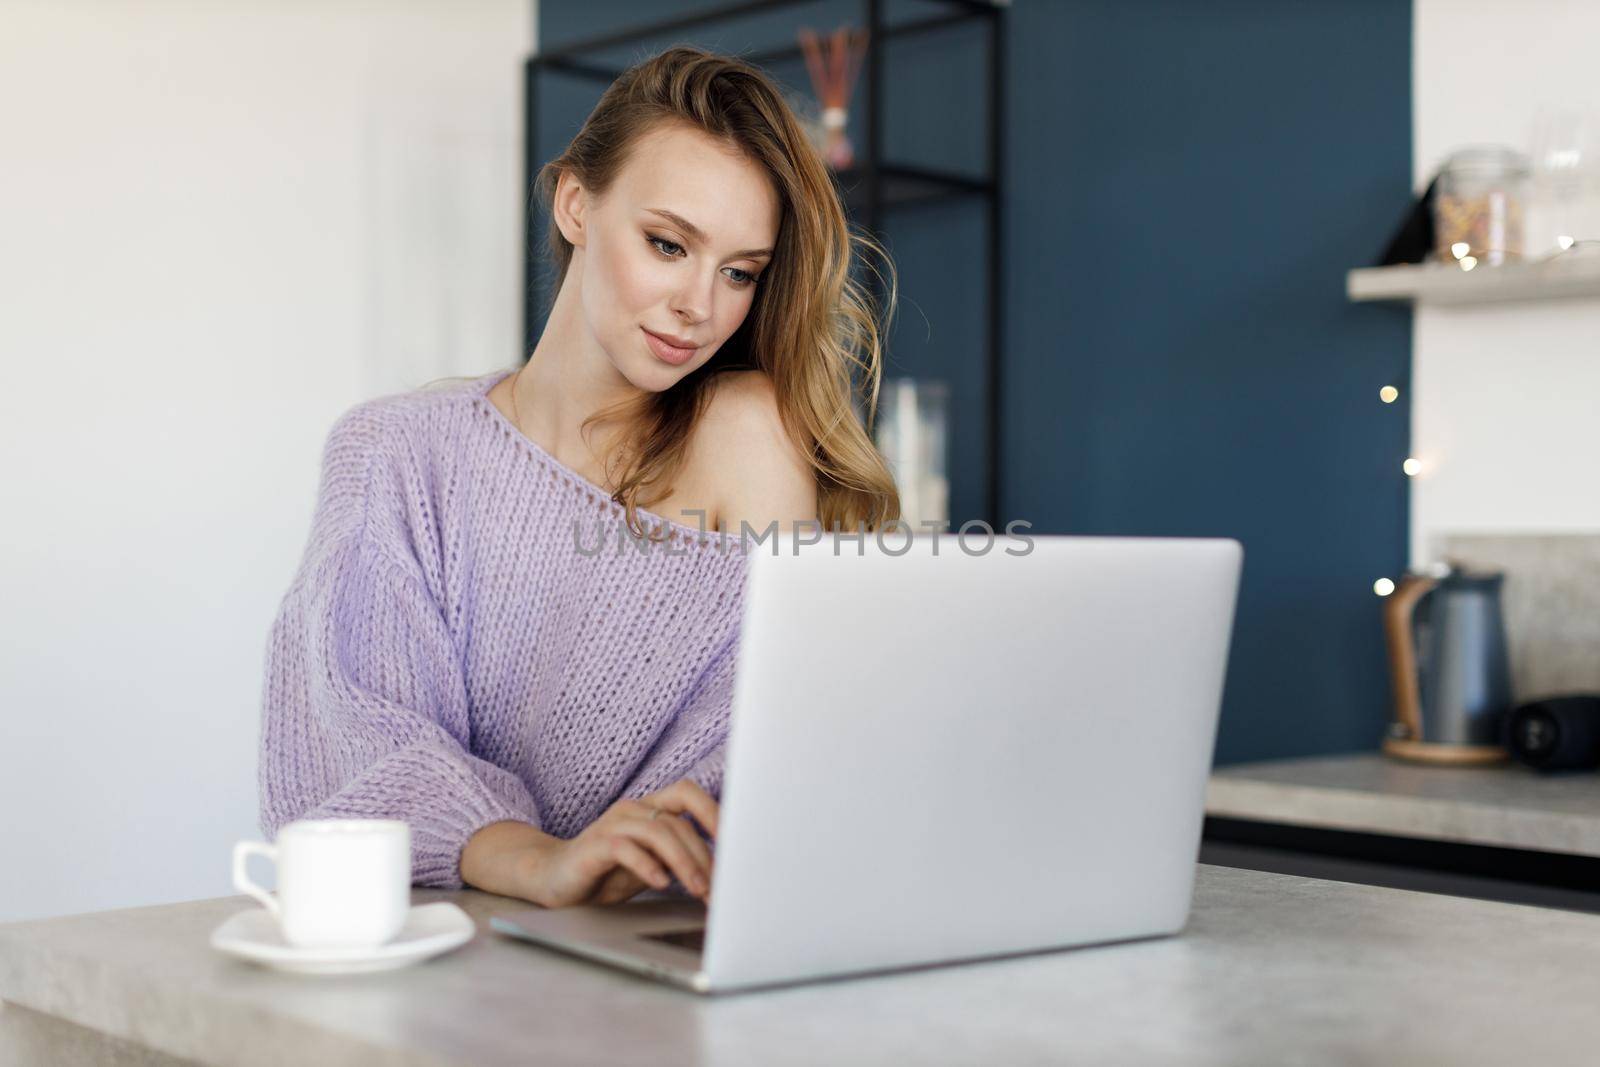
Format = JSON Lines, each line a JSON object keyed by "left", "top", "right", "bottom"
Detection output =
{"left": 232, "top": 819, "right": 411, "bottom": 950}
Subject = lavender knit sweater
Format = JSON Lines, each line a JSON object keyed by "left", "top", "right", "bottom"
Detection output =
{"left": 257, "top": 366, "right": 749, "bottom": 890}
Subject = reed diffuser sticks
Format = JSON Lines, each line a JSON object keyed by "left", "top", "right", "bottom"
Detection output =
{"left": 798, "top": 24, "right": 869, "bottom": 169}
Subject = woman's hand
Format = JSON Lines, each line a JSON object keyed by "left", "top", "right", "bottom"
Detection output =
{"left": 520, "top": 779, "right": 720, "bottom": 909}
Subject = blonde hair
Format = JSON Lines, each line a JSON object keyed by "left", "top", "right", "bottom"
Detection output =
{"left": 535, "top": 44, "right": 904, "bottom": 541}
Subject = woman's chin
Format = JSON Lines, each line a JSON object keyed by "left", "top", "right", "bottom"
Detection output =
{"left": 618, "top": 351, "right": 694, "bottom": 392}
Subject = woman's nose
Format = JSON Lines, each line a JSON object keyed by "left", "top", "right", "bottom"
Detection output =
{"left": 670, "top": 273, "right": 715, "bottom": 325}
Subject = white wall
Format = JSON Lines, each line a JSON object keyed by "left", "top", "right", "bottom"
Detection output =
{"left": 1411, "top": 0, "right": 1600, "bottom": 567}
{"left": 0, "top": 0, "right": 534, "bottom": 923}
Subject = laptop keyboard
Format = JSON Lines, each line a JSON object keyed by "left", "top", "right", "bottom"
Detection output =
{"left": 642, "top": 925, "right": 706, "bottom": 952}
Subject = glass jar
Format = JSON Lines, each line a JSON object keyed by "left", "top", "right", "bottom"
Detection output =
{"left": 873, "top": 379, "right": 949, "bottom": 529}
{"left": 1528, "top": 109, "right": 1600, "bottom": 255}
{"left": 1433, "top": 146, "right": 1530, "bottom": 266}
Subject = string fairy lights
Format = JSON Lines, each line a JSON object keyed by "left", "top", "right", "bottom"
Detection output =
{"left": 1373, "top": 235, "right": 1597, "bottom": 596}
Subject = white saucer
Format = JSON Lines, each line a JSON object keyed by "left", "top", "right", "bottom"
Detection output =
{"left": 210, "top": 901, "right": 476, "bottom": 974}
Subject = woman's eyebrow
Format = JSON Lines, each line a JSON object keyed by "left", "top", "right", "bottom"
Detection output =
{"left": 645, "top": 208, "right": 774, "bottom": 259}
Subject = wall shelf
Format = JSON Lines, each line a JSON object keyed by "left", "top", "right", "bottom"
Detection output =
{"left": 1347, "top": 254, "right": 1600, "bottom": 306}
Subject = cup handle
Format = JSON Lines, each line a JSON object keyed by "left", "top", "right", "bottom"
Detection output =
{"left": 232, "top": 840, "right": 281, "bottom": 919}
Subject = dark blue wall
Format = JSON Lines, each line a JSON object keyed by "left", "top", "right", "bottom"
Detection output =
{"left": 1004, "top": 1, "right": 1412, "bottom": 763}
{"left": 536, "top": 0, "right": 1414, "bottom": 765}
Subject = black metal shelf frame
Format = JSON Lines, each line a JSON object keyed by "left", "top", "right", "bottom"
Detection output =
{"left": 525, "top": 0, "right": 1006, "bottom": 526}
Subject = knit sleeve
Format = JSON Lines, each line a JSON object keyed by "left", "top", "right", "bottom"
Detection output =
{"left": 257, "top": 410, "right": 543, "bottom": 889}
{"left": 632, "top": 625, "right": 741, "bottom": 806}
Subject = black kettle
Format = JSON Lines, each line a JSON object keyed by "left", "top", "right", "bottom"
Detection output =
{"left": 1382, "top": 561, "right": 1513, "bottom": 764}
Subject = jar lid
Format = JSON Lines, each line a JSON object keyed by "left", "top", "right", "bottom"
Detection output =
{"left": 1412, "top": 558, "right": 1506, "bottom": 583}
{"left": 1442, "top": 144, "right": 1531, "bottom": 178}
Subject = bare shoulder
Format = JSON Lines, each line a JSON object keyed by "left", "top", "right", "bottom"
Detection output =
{"left": 696, "top": 370, "right": 819, "bottom": 533}
{"left": 699, "top": 369, "right": 783, "bottom": 439}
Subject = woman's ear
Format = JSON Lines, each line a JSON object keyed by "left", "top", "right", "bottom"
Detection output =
{"left": 552, "top": 170, "right": 589, "bottom": 249}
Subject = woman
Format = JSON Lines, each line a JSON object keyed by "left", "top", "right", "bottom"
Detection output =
{"left": 257, "top": 45, "right": 900, "bottom": 910}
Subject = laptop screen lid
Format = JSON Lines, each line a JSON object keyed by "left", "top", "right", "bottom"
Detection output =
{"left": 701, "top": 532, "right": 1243, "bottom": 992}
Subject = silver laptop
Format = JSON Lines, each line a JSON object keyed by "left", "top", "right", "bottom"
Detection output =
{"left": 490, "top": 532, "right": 1243, "bottom": 994}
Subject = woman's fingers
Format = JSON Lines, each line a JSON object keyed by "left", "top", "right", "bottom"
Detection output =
{"left": 566, "top": 783, "right": 722, "bottom": 908}
{"left": 622, "top": 818, "right": 710, "bottom": 897}
{"left": 650, "top": 780, "right": 720, "bottom": 841}
{"left": 593, "top": 824, "right": 704, "bottom": 905}
{"left": 609, "top": 836, "right": 672, "bottom": 891}
{"left": 656, "top": 811, "right": 714, "bottom": 890}
{"left": 592, "top": 865, "right": 645, "bottom": 905}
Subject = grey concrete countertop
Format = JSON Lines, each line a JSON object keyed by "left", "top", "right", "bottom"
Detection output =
{"left": 7, "top": 864, "right": 1600, "bottom": 1066}
{"left": 1208, "top": 752, "right": 1600, "bottom": 856}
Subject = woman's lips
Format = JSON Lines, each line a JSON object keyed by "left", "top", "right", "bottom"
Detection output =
{"left": 643, "top": 328, "right": 697, "bottom": 366}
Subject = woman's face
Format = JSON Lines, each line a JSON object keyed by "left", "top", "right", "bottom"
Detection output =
{"left": 559, "top": 123, "right": 781, "bottom": 392}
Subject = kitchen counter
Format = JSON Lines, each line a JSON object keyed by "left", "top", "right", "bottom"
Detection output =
{"left": 6, "top": 864, "right": 1600, "bottom": 1065}
{"left": 1207, "top": 752, "right": 1600, "bottom": 857}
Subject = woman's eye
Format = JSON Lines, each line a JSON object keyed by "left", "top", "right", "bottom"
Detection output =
{"left": 647, "top": 235, "right": 683, "bottom": 258}
{"left": 648, "top": 235, "right": 759, "bottom": 287}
